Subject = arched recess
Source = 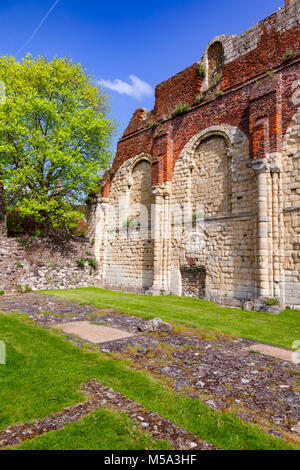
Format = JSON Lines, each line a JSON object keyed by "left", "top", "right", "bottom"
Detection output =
{"left": 201, "top": 36, "right": 227, "bottom": 91}
{"left": 128, "top": 158, "right": 154, "bottom": 223}
{"left": 169, "top": 125, "right": 254, "bottom": 301}
{"left": 207, "top": 41, "right": 224, "bottom": 88}
{"left": 108, "top": 153, "right": 153, "bottom": 226}
{"left": 101, "top": 152, "right": 155, "bottom": 293}
{"left": 172, "top": 125, "right": 249, "bottom": 218}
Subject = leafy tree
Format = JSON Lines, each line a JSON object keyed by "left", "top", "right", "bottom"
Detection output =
{"left": 0, "top": 55, "right": 115, "bottom": 235}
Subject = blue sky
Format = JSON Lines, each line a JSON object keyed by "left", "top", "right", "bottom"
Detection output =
{"left": 1, "top": 0, "right": 283, "bottom": 151}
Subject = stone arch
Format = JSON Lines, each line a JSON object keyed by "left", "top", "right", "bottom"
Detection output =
{"left": 170, "top": 124, "right": 253, "bottom": 301}
{"left": 207, "top": 41, "right": 224, "bottom": 87}
{"left": 99, "top": 152, "right": 154, "bottom": 294}
{"left": 128, "top": 157, "right": 154, "bottom": 222}
{"left": 110, "top": 153, "right": 152, "bottom": 191}
{"left": 175, "top": 124, "right": 248, "bottom": 166}
{"left": 201, "top": 36, "right": 227, "bottom": 91}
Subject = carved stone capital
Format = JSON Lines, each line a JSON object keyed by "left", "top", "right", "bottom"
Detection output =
{"left": 270, "top": 161, "right": 282, "bottom": 173}
{"left": 252, "top": 160, "right": 270, "bottom": 174}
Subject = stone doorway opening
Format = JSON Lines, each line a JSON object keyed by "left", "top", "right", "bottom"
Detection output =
{"left": 180, "top": 266, "right": 206, "bottom": 299}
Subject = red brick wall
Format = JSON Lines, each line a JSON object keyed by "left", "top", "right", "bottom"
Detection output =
{"left": 102, "top": 6, "right": 300, "bottom": 196}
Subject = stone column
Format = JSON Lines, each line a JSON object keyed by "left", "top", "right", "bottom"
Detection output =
{"left": 147, "top": 183, "right": 172, "bottom": 296}
{"left": 270, "top": 162, "right": 282, "bottom": 299}
{"left": 253, "top": 160, "right": 271, "bottom": 297}
{"left": 149, "top": 188, "right": 164, "bottom": 295}
{"left": 94, "top": 196, "right": 109, "bottom": 285}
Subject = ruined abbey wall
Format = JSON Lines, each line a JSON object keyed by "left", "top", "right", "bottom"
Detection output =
{"left": 89, "top": 0, "right": 300, "bottom": 309}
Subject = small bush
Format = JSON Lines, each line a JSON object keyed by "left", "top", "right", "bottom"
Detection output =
{"left": 211, "top": 73, "right": 222, "bottom": 87}
{"left": 88, "top": 258, "right": 97, "bottom": 269}
{"left": 266, "top": 69, "right": 274, "bottom": 79}
{"left": 17, "top": 260, "right": 23, "bottom": 268}
{"left": 214, "top": 90, "right": 224, "bottom": 98}
{"left": 192, "top": 210, "right": 204, "bottom": 220}
{"left": 171, "top": 102, "right": 189, "bottom": 116}
{"left": 123, "top": 218, "right": 140, "bottom": 228}
{"left": 282, "top": 49, "right": 294, "bottom": 62}
{"left": 197, "top": 63, "right": 206, "bottom": 78}
{"left": 17, "top": 285, "right": 32, "bottom": 294}
{"left": 195, "top": 94, "right": 204, "bottom": 104}
{"left": 0, "top": 290, "right": 4, "bottom": 295}
{"left": 264, "top": 298, "right": 279, "bottom": 306}
{"left": 148, "top": 120, "right": 159, "bottom": 129}
{"left": 76, "top": 257, "right": 86, "bottom": 269}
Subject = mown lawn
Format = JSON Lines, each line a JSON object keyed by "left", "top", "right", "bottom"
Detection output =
{"left": 0, "top": 313, "right": 295, "bottom": 450}
{"left": 43, "top": 287, "right": 300, "bottom": 349}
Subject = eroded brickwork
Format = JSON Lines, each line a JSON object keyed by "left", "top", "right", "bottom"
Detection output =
{"left": 90, "top": 1, "right": 300, "bottom": 308}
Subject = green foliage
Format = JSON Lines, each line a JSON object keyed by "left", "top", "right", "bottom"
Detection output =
{"left": 17, "top": 260, "right": 23, "bottom": 268}
{"left": 192, "top": 210, "right": 204, "bottom": 220}
{"left": 76, "top": 257, "right": 86, "bottom": 269}
{"left": 264, "top": 298, "right": 279, "bottom": 306}
{"left": 214, "top": 90, "right": 224, "bottom": 98}
{"left": 211, "top": 73, "right": 222, "bottom": 87}
{"left": 148, "top": 120, "right": 159, "bottom": 129}
{"left": 0, "top": 55, "right": 116, "bottom": 235}
{"left": 123, "top": 218, "right": 140, "bottom": 228}
{"left": 0, "top": 289, "right": 4, "bottom": 295}
{"left": 282, "top": 49, "right": 295, "bottom": 62}
{"left": 197, "top": 63, "right": 206, "bottom": 78}
{"left": 17, "top": 284, "right": 32, "bottom": 293}
{"left": 171, "top": 102, "right": 189, "bottom": 116}
{"left": 266, "top": 69, "right": 275, "bottom": 79}
{"left": 195, "top": 94, "right": 204, "bottom": 104}
{"left": 88, "top": 257, "right": 97, "bottom": 269}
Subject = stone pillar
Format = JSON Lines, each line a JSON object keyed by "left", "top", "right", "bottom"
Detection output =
{"left": 147, "top": 183, "right": 171, "bottom": 296}
{"left": 94, "top": 196, "right": 109, "bottom": 285}
{"left": 270, "top": 162, "right": 282, "bottom": 299}
{"left": 253, "top": 160, "right": 271, "bottom": 297}
{"left": 149, "top": 188, "right": 164, "bottom": 295}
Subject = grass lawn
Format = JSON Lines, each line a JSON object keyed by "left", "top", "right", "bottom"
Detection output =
{"left": 43, "top": 287, "right": 300, "bottom": 349}
{"left": 0, "top": 313, "right": 295, "bottom": 450}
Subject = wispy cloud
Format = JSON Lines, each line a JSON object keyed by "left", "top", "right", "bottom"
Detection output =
{"left": 16, "top": 0, "right": 61, "bottom": 57}
{"left": 98, "top": 75, "right": 153, "bottom": 100}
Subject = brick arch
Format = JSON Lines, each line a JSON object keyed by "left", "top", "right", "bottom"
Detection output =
{"left": 175, "top": 124, "right": 249, "bottom": 166}
{"left": 201, "top": 35, "right": 234, "bottom": 91}
{"left": 102, "top": 153, "right": 152, "bottom": 198}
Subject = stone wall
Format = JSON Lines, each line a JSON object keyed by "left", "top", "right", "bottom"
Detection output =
{"left": 0, "top": 236, "right": 100, "bottom": 293}
{"left": 92, "top": 155, "right": 154, "bottom": 293}
{"left": 89, "top": 1, "right": 300, "bottom": 309}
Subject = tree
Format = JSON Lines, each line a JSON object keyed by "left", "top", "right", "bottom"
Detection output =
{"left": 0, "top": 55, "right": 115, "bottom": 235}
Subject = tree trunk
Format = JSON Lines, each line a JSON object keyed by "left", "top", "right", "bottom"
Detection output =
{"left": 0, "top": 172, "right": 7, "bottom": 237}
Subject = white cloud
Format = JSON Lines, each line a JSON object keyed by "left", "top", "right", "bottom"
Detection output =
{"left": 98, "top": 75, "right": 153, "bottom": 100}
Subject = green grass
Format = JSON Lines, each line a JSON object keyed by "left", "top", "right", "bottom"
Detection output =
{"left": 0, "top": 313, "right": 294, "bottom": 450}
{"left": 42, "top": 288, "right": 300, "bottom": 349}
{"left": 12, "top": 408, "right": 171, "bottom": 450}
